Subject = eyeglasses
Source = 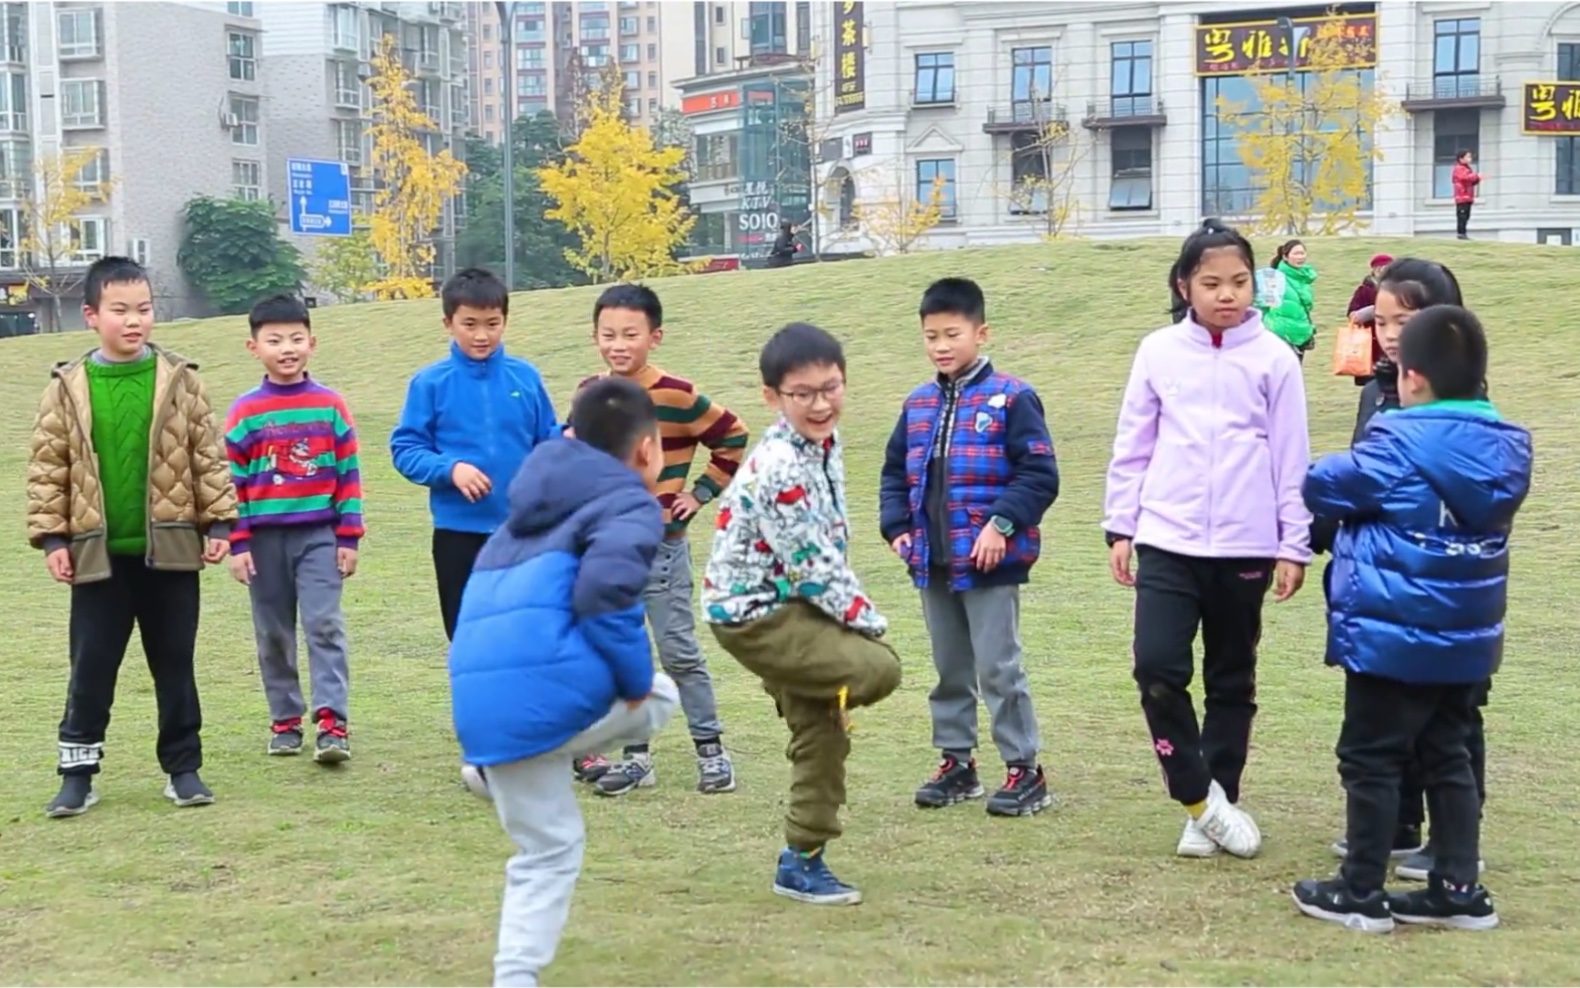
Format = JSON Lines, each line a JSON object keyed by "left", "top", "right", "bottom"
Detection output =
{"left": 776, "top": 380, "right": 845, "bottom": 407}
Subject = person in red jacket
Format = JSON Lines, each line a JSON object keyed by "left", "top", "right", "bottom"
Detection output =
{"left": 1452, "top": 150, "right": 1482, "bottom": 240}
{"left": 1345, "top": 253, "right": 1392, "bottom": 386}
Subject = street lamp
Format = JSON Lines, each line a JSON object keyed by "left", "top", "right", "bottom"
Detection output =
{"left": 495, "top": 1, "right": 520, "bottom": 290}
{"left": 1276, "top": 16, "right": 1297, "bottom": 235}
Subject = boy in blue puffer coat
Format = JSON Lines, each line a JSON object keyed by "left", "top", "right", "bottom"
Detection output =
{"left": 1292, "top": 305, "right": 1531, "bottom": 936}
{"left": 449, "top": 377, "right": 679, "bottom": 987}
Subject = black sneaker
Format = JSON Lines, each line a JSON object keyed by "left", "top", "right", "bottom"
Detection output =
{"left": 985, "top": 764, "right": 1053, "bottom": 817}
{"left": 314, "top": 709, "right": 350, "bottom": 764}
{"left": 574, "top": 754, "right": 611, "bottom": 784}
{"left": 1330, "top": 823, "right": 1424, "bottom": 859}
{"left": 914, "top": 755, "right": 985, "bottom": 808}
{"left": 1394, "top": 844, "right": 1486, "bottom": 882}
{"left": 164, "top": 771, "right": 215, "bottom": 807}
{"left": 1292, "top": 878, "right": 1395, "bottom": 934}
{"left": 45, "top": 774, "right": 98, "bottom": 818}
{"left": 1389, "top": 875, "right": 1499, "bottom": 930}
{"left": 268, "top": 718, "right": 304, "bottom": 756}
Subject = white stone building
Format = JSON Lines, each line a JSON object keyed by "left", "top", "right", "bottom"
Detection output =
{"left": 810, "top": 1, "right": 1580, "bottom": 251}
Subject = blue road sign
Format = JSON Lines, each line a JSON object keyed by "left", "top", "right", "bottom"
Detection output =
{"left": 287, "top": 157, "right": 353, "bottom": 237}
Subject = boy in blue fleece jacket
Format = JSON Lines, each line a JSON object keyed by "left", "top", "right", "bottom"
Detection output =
{"left": 449, "top": 377, "right": 679, "bottom": 988}
{"left": 390, "top": 268, "right": 561, "bottom": 643}
{"left": 1292, "top": 305, "right": 1530, "bottom": 935}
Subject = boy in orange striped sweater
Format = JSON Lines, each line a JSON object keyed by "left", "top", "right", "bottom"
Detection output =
{"left": 572, "top": 284, "right": 749, "bottom": 797}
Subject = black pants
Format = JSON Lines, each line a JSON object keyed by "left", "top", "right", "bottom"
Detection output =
{"left": 1456, "top": 202, "right": 1472, "bottom": 237}
{"left": 432, "top": 528, "right": 491, "bottom": 642}
{"left": 1396, "top": 681, "right": 1488, "bottom": 828}
{"left": 1339, "top": 672, "right": 1482, "bottom": 891}
{"left": 1132, "top": 546, "right": 1271, "bottom": 806}
{"left": 59, "top": 556, "right": 202, "bottom": 777}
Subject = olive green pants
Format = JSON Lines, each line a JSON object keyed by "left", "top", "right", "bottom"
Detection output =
{"left": 710, "top": 601, "right": 903, "bottom": 850}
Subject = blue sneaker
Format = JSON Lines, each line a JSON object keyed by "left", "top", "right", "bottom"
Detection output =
{"left": 772, "top": 847, "right": 863, "bottom": 906}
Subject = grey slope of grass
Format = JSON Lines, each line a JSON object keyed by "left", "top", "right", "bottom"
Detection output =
{"left": 1, "top": 238, "right": 1578, "bottom": 987}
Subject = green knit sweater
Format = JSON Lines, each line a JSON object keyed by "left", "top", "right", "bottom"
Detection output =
{"left": 86, "top": 352, "right": 155, "bottom": 556}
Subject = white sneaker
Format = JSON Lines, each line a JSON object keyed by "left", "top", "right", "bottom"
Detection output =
{"left": 1176, "top": 814, "right": 1218, "bottom": 857}
{"left": 1196, "top": 780, "right": 1261, "bottom": 858}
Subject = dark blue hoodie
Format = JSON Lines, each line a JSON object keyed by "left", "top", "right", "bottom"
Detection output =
{"left": 1305, "top": 400, "right": 1532, "bottom": 685}
{"left": 448, "top": 438, "right": 662, "bottom": 766}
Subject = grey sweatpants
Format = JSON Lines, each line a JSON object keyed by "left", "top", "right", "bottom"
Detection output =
{"left": 246, "top": 525, "right": 350, "bottom": 723}
{"left": 639, "top": 537, "right": 723, "bottom": 741}
{"left": 489, "top": 673, "right": 679, "bottom": 987}
{"left": 919, "top": 580, "right": 1040, "bottom": 766}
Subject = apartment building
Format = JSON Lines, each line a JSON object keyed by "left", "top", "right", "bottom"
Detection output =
{"left": 260, "top": 1, "right": 469, "bottom": 276}
{"left": 673, "top": 1, "right": 814, "bottom": 79}
{"left": 0, "top": 1, "right": 265, "bottom": 328}
{"left": 811, "top": 1, "right": 1580, "bottom": 250}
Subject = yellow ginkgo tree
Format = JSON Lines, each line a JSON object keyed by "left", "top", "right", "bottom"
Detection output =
{"left": 365, "top": 33, "right": 467, "bottom": 299}
{"left": 538, "top": 71, "right": 696, "bottom": 283}
{"left": 22, "top": 145, "right": 110, "bottom": 332}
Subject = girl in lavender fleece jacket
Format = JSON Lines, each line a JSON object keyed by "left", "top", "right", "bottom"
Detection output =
{"left": 1102, "top": 219, "right": 1313, "bottom": 862}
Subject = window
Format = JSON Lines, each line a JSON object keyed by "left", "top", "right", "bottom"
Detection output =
{"left": 1432, "top": 108, "right": 1478, "bottom": 198}
{"left": 330, "top": 5, "right": 360, "bottom": 52}
{"left": 748, "top": 1, "right": 787, "bottom": 55}
{"left": 519, "top": 17, "right": 544, "bottom": 42}
{"left": 334, "top": 60, "right": 361, "bottom": 106}
{"left": 57, "top": 7, "right": 101, "bottom": 58}
{"left": 232, "top": 159, "right": 262, "bottom": 201}
{"left": 228, "top": 32, "right": 257, "bottom": 81}
{"left": 0, "top": 72, "right": 24, "bottom": 131}
{"left": 230, "top": 93, "right": 260, "bottom": 145}
{"left": 796, "top": 1, "right": 810, "bottom": 55}
{"left": 694, "top": 1, "right": 707, "bottom": 74}
{"left": 648, "top": 97, "right": 658, "bottom": 113}
{"left": 519, "top": 73, "right": 546, "bottom": 97}
{"left": 648, "top": 42, "right": 657, "bottom": 59}
{"left": 73, "top": 147, "right": 108, "bottom": 196}
{"left": 227, "top": 1, "right": 255, "bottom": 16}
{"left": 336, "top": 119, "right": 363, "bottom": 164}
{"left": 1560, "top": 42, "right": 1580, "bottom": 81}
{"left": 647, "top": 15, "right": 657, "bottom": 31}
{"left": 1558, "top": 137, "right": 1580, "bottom": 195}
{"left": 0, "top": 140, "right": 30, "bottom": 198}
{"left": 483, "top": 77, "right": 493, "bottom": 95}
{"left": 580, "top": 17, "right": 609, "bottom": 41}
{"left": 619, "top": 15, "right": 638, "bottom": 34}
{"left": 1110, "top": 40, "right": 1153, "bottom": 116}
{"left": 0, "top": 207, "right": 18, "bottom": 266}
{"left": 485, "top": 104, "right": 495, "bottom": 123}
{"left": 0, "top": 7, "right": 22, "bottom": 63}
{"left": 716, "top": 46, "right": 726, "bottom": 65}
{"left": 484, "top": 50, "right": 493, "bottom": 68}
{"left": 694, "top": 132, "right": 738, "bottom": 180}
{"left": 621, "top": 43, "right": 640, "bottom": 62}
{"left": 70, "top": 217, "right": 106, "bottom": 263}
{"left": 648, "top": 71, "right": 657, "bottom": 87}
{"left": 624, "top": 70, "right": 641, "bottom": 89}
{"left": 714, "top": 5, "right": 725, "bottom": 23}
{"left": 518, "top": 46, "right": 544, "bottom": 69}
{"left": 582, "top": 43, "right": 609, "bottom": 66}
{"left": 1432, "top": 19, "right": 1480, "bottom": 99}
{"left": 915, "top": 158, "right": 957, "bottom": 219}
{"left": 483, "top": 23, "right": 492, "bottom": 41}
{"left": 1110, "top": 126, "right": 1153, "bottom": 210}
{"left": 625, "top": 95, "right": 641, "bottom": 117}
{"left": 61, "top": 79, "right": 103, "bottom": 128}
{"left": 1011, "top": 46, "right": 1053, "bottom": 121}
{"left": 1009, "top": 131, "right": 1046, "bottom": 212}
{"left": 914, "top": 52, "right": 954, "bottom": 104}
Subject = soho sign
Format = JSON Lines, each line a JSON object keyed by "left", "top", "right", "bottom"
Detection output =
{"left": 737, "top": 180, "right": 777, "bottom": 232}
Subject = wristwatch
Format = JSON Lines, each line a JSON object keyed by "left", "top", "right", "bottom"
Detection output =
{"left": 990, "top": 515, "right": 1015, "bottom": 536}
{"left": 691, "top": 486, "right": 714, "bottom": 505}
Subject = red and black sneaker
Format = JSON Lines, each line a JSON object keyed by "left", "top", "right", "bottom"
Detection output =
{"left": 575, "top": 754, "right": 611, "bottom": 784}
{"left": 313, "top": 708, "right": 350, "bottom": 764}
{"left": 268, "top": 717, "right": 304, "bottom": 756}
{"left": 985, "top": 764, "right": 1054, "bottom": 817}
{"left": 914, "top": 754, "right": 985, "bottom": 808}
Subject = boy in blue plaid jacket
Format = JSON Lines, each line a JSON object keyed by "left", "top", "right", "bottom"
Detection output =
{"left": 879, "top": 277, "right": 1060, "bottom": 818}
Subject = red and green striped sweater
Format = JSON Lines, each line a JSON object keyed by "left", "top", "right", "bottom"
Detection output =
{"left": 223, "top": 377, "right": 365, "bottom": 550}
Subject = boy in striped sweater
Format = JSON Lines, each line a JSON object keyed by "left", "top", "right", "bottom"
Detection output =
{"left": 572, "top": 284, "right": 749, "bottom": 797}
{"left": 224, "top": 295, "right": 365, "bottom": 764}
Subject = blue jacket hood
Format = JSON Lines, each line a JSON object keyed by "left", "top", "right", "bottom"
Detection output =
{"left": 1378, "top": 405, "right": 1532, "bottom": 531}
{"left": 506, "top": 437, "right": 643, "bottom": 537}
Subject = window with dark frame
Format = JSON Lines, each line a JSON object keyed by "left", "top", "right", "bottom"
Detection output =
{"left": 915, "top": 158, "right": 957, "bottom": 219}
{"left": 914, "top": 52, "right": 954, "bottom": 105}
{"left": 1010, "top": 46, "right": 1053, "bottom": 123}
{"left": 1560, "top": 42, "right": 1580, "bottom": 81}
{"left": 1432, "top": 18, "right": 1481, "bottom": 100}
{"left": 1110, "top": 40, "right": 1153, "bottom": 117}
{"left": 1009, "top": 131, "right": 1047, "bottom": 214}
{"left": 1431, "top": 108, "right": 1479, "bottom": 199}
{"left": 1109, "top": 126, "right": 1153, "bottom": 210}
{"left": 1559, "top": 136, "right": 1580, "bottom": 195}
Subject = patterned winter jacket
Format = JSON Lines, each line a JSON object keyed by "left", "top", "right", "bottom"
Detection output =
{"left": 879, "top": 359, "right": 1059, "bottom": 591}
{"left": 702, "top": 416, "right": 886, "bottom": 636}
{"left": 26, "top": 345, "right": 238, "bottom": 584}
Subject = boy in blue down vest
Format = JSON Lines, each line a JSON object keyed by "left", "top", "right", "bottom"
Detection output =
{"left": 879, "top": 277, "right": 1060, "bottom": 818}
{"left": 1293, "top": 305, "right": 1530, "bottom": 935}
{"left": 449, "top": 377, "right": 679, "bottom": 987}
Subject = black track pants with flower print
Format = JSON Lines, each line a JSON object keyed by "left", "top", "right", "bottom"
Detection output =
{"left": 1131, "top": 545, "right": 1273, "bottom": 807}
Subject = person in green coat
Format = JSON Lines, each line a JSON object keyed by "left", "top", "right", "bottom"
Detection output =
{"left": 1260, "top": 239, "right": 1318, "bottom": 359}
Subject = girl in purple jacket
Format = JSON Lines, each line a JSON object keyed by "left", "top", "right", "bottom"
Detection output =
{"left": 1102, "top": 220, "right": 1313, "bottom": 861}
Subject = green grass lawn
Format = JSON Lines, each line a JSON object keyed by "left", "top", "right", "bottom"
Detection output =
{"left": 2, "top": 237, "right": 1579, "bottom": 987}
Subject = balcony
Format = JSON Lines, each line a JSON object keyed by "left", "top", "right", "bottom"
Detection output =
{"left": 416, "top": 50, "right": 441, "bottom": 75}
{"left": 982, "top": 101, "right": 1067, "bottom": 135}
{"left": 334, "top": 86, "right": 362, "bottom": 111}
{"left": 1082, "top": 96, "right": 1167, "bottom": 130}
{"left": 1400, "top": 75, "right": 1507, "bottom": 112}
